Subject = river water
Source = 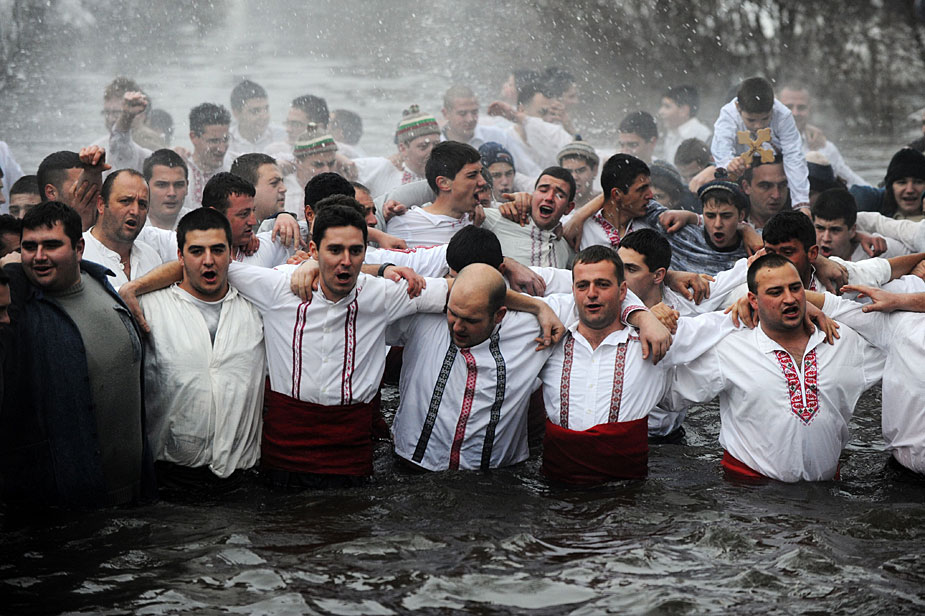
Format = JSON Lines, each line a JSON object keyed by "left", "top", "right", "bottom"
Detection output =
{"left": 2, "top": 2, "right": 924, "bottom": 614}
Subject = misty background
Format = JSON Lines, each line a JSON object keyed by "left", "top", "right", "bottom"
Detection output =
{"left": 1, "top": 0, "right": 924, "bottom": 173}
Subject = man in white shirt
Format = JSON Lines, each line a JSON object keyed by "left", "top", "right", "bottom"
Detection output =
{"left": 658, "top": 85, "right": 712, "bottom": 164}
{"left": 671, "top": 253, "right": 884, "bottom": 482}
{"left": 778, "top": 84, "right": 869, "bottom": 188}
{"left": 386, "top": 141, "right": 485, "bottom": 248}
{"left": 230, "top": 153, "right": 288, "bottom": 226}
{"left": 142, "top": 149, "right": 190, "bottom": 231}
{"left": 539, "top": 245, "right": 729, "bottom": 485}
{"left": 354, "top": 106, "right": 442, "bottom": 198}
{"left": 81, "top": 169, "right": 161, "bottom": 289}
{"left": 812, "top": 189, "right": 904, "bottom": 261}
{"left": 225, "top": 79, "right": 287, "bottom": 160}
{"left": 141, "top": 208, "right": 265, "bottom": 492}
{"left": 283, "top": 128, "right": 340, "bottom": 218}
{"left": 811, "top": 283, "right": 925, "bottom": 475}
{"left": 388, "top": 263, "right": 567, "bottom": 472}
{"left": 186, "top": 103, "right": 232, "bottom": 207}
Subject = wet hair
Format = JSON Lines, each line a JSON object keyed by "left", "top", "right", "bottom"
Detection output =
{"left": 230, "top": 153, "right": 276, "bottom": 187}
{"left": 536, "top": 166, "right": 577, "bottom": 203}
{"left": 311, "top": 200, "right": 368, "bottom": 247}
{"left": 201, "top": 172, "right": 255, "bottom": 214}
{"left": 230, "top": 79, "right": 267, "bottom": 111}
{"left": 663, "top": 85, "right": 700, "bottom": 117}
{"left": 146, "top": 108, "right": 174, "bottom": 144}
{"left": 305, "top": 172, "right": 355, "bottom": 210}
{"left": 21, "top": 201, "right": 82, "bottom": 248}
{"left": 143, "top": 149, "right": 188, "bottom": 182}
{"left": 543, "top": 67, "right": 575, "bottom": 98}
{"left": 619, "top": 229, "right": 671, "bottom": 272}
{"left": 425, "top": 141, "right": 481, "bottom": 192}
{"left": 176, "top": 207, "right": 233, "bottom": 251}
{"left": 812, "top": 188, "right": 857, "bottom": 228}
{"left": 104, "top": 76, "right": 142, "bottom": 101}
{"left": 619, "top": 111, "right": 658, "bottom": 141}
{"left": 762, "top": 209, "right": 816, "bottom": 251}
{"left": 511, "top": 69, "right": 541, "bottom": 95}
{"left": 701, "top": 186, "right": 746, "bottom": 213}
{"left": 601, "top": 154, "right": 650, "bottom": 198}
{"left": 446, "top": 225, "right": 503, "bottom": 272}
{"left": 37, "top": 151, "right": 84, "bottom": 199}
{"left": 747, "top": 252, "right": 795, "bottom": 294}
{"left": 331, "top": 109, "right": 362, "bottom": 144}
{"left": 517, "top": 81, "right": 546, "bottom": 108}
{"left": 443, "top": 84, "right": 476, "bottom": 110}
{"left": 292, "top": 94, "right": 330, "bottom": 126}
{"left": 650, "top": 165, "right": 686, "bottom": 206}
{"left": 0, "top": 214, "right": 22, "bottom": 236}
{"left": 100, "top": 169, "right": 145, "bottom": 204}
{"left": 189, "top": 103, "right": 231, "bottom": 136}
{"left": 350, "top": 181, "right": 371, "bottom": 196}
{"left": 10, "top": 175, "right": 40, "bottom": 198}
{"left": 737, "top": 77, "right": 775, "bottom": 114}
{"left": 674, "top": 138, "right": 713, "bottom": 168}
{"left": 573, "top": 245, "right": 625, "bottom": 284}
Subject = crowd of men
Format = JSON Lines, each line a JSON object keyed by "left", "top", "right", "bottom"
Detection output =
{"left": 3, "top": 69, "right": 925, "bottom": 510}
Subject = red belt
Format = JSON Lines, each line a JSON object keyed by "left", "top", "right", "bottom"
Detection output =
{"left": 262, "top": 387, "right": 379, "bottom": 476}
{"left": 722, "top": 450, "right": 840, "bottom": 482}
{"left": 542, "top": 417, "right": 648, "bottom": 485}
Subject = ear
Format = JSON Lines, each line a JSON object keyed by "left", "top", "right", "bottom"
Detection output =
{"left": 436, "top": 175, "right": 453, "bottom": 193}
{"left": 493, "top": 306, "right": 507, "bottom": 324}
{"left": 808, "top": 245, "right": 819, "bottom": 262}
{"left": 618, "top": 279, "right": 628, "bottom": 303}
{"left": 565, "top": 201, "right": 575, "bottom": 215}
{"left": 849, "top": 223, "right": 857, "bottom": 239}
{"left": 397, "top": 142, "right": 408, "bottom": 156}
{"left": 189, "top": 131, "right": 197, "bottom": 143}
{"left": 309, "top": 240, "right": 319, "bottom": 260}
{"left": 747, "top": 290, "right": 758, "bottom": 311}
{"left": 304, "top": 208, "right": 314, "bottom": 230}
{"left": 75, "top": 237, "right": 85, "bottom": 260}
{"left": 737, "top": 209, "right": 746, "bottom": 222}
{"left": 653, "top": 267, "right": 667, "bottom": 286}
{"left": 44, "top": 184, "right": 58, "bottom": 201}
{"left": 609, "top": 187, "right": 622, "bottom": 203}
{"left": 96, "top": 193, "right": 106, "bottom": 216}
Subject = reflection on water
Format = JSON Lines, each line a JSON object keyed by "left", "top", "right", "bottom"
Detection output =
{"left": 2, "top": 386, "right": 925, "bottom": 614}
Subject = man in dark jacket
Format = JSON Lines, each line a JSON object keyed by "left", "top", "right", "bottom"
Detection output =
{"left": 1, "top": 200, "right": 155, "bottom": 509}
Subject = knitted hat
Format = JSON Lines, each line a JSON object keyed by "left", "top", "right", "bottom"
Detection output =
{"left": 884, "top": 147, "right": 925, "bottom": 186}
{"left": 294, "top": 124, "right": 337, "bottom": 156}
{"left": 557, "top": 141, "right": 600, "bottom": 167}
{"left": 395, "top": 104, "right": 440, "bottom": 145}
{"left": 697, "top": 168, "right": 746, "bottom": 210}
{"left": 479, "top": 142, "right": 515, "bottom": 172}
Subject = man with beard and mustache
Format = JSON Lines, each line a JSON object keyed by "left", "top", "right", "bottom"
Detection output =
{"left": 671, "top": 253, "right": 883, "bottom": 482}
{"left": 139, "top": 208, "right": 265, "bottom": 493}
{"left": 81, "top": 169, "right": 161, "bottom": 289}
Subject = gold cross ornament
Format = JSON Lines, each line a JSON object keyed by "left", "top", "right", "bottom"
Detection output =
{"left": 737, "top": 128, "right": 774, "bottom": 166}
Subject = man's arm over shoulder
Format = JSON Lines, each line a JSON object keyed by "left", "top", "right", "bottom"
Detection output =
{"left": 227, "top": 261, "right": 293, "bottom": 313}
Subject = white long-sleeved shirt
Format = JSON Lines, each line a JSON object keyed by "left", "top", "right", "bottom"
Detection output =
{"left": 712, "top": 99, "right": 809, "bottom": 205}
{"left": 480, "top": 208, "right": 573, "bottom": 269}
{"left": 81, "top": 230, "right": 162, "bottom": 289}
{"left": 855, "top": 212, "right": 925, "bottom": 254}
{"left": 671, "top": 323, "right": 884, "bottom": 482}
{"left": 228, "top": 264, "right": 448, "bottom": 405}
{"left": 541, "top": 304, "right": 735, "bottom": 432}
{"left": 662, "top": 117, "right": 712, "bottom": 165}
{"left": 364, "top": 244, "right": 450, "bottom": 277}
{"left": 141, "top": 285, "right": 265, "bottom": 477}
{"left": 385, "top": 205, "right": 472, "bottom": 248}
{"left": 136, "top": 225, "right": 291, "bottom": 269}
{"left": 821, "top": 291, "right": 925, "bottom": 474}
{"left": 354, "top": 157, "right": 424, "bottom": 199}
{"left": 522, "top": 116, "right": 575, "bottom": 170}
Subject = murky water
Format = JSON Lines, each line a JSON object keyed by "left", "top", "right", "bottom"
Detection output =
{"left": 3, "top": 386, "right": 924, "bottom": 614}
{"left": 2, "top": 3, "right": 924, "bottom": 614}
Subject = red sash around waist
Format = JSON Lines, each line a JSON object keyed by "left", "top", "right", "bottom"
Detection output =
{"left": 542, "top": 417, "right": 648, "bottom": 485}
{"left": 262, "top": 388, "right": 379, "bottom": 476}
{"left": 722, "top": 450, "right": 840, "bottom": 482}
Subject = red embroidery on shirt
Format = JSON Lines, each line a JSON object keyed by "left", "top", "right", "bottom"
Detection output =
{"left": 593, "top": 213, "right": 633, "bottom": 249}
{"left": 774, "top": 349, "right": 819, "bottom": 424}
{"left": 291, "top": 302, "right": 310, "bottom": 397}
{"left": 559, "top": 335, "right": 629, "bottom": 428}
{"left": 449, "top": 349, "right": 478, "bottom": 470}
{"left": 341, "top": 296, "right": 359, "bottom": 404}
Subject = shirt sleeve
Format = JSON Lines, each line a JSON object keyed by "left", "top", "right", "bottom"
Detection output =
{"left": 690, "top": 257, "right": 749, "bottom": 313}
{"left": 380, "top": 275, "right": 449, "bottom": 322}
{"left": 227, "top": 261, "right": 292, "bottom": 314}
{"left": 529, "top": 266, "right": 573, "bottom": 295}
{"left": 855, "top": 212, "right": 921, "bottom": 253}
{"left": 839, "top": 257, "right": 892, "bottom": 289}
{"left": 710, "top": 101, "right": 740, "bottom": 168}
{"left": 621, "top": 288, "right": 647, "bottom": 324}
{"left": 109, "top": 128, "right": 152, "bottom": 172}
{"left": 669, "top": 346, "right": 727, "bottom": 407}
{"left": 773, "top": 103, "right": 809, "bottom": 205}
{"left": 663, "top": 311, "right": 738, "bottom": 367}
{"left": 821, "top": 292, "right": 894, "bottom": 350}
{"left": 522, "top": 116, "right": 574, "bottom": 164}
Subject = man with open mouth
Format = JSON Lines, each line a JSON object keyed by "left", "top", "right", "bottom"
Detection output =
{"left": 81, "top": 168, "right": 161, "bottom": 289}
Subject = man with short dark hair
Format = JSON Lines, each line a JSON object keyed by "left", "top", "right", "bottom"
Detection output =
{"left": 674, "top": 138, "right": 714, "bottom": 185}
{"left": 812, "top": 188, "right": 903, "bottom": 261}
{"left": 672, "top": 253, "right": 883, "bottom": 482}
{"left": 386, "top": 141, "right": 486, "bottom": 248}
{"left": 619, "top": 111, "right": 660, "bottom": 164}
{"left": 142, "top": 149, "right": 190, "bottom": 230}
{"left": 140, "top": 208, "right": 265, "bottom": 492}
{"left": 187, "top": 103, "right": 232, "bottom": 207}
{"left": 658, "top": 85, "right": 712, "bottom": 164}
{"left": 1, "top": 201, "right": 155, "bottom": 507}
{"left": 740, "top": 154, "right": 790, "bottom": 231}
{"left": 231, "top": 153, "right": 288, "bottom": 224}
{"left": 8, "top": 175, "right": 42, "bottom": 219}
{"left": 226, "top": 79, "right": 287, "bottom": 159}
{"left": 0, "top": 214, "right": 22, "bottom": 257}
{"left": 37, "top": 147, "right": 111, "bottom": 230}
{"left": 82, "top": 168, "right": 161, "bottom": 288}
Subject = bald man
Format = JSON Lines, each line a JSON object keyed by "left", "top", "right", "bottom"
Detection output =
{"left": 388, "top": 264, "right": 567, "bottom": 471}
